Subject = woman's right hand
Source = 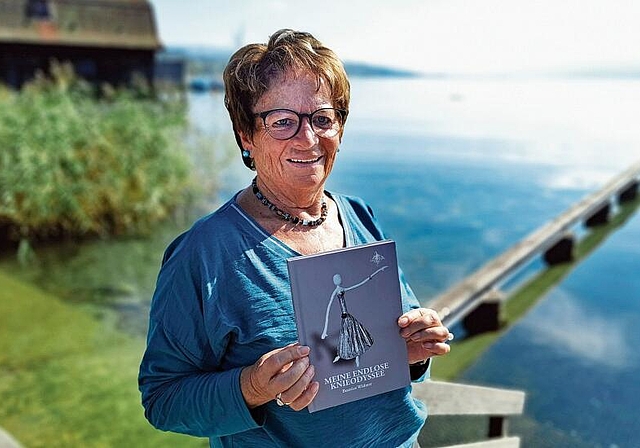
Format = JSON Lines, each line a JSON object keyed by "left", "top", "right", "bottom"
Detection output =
{"left": 240, "top": 343, "right": 319, "bottom": 411}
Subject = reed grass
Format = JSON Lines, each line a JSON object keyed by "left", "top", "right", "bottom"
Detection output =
{"left": 0, "top": 63, "right": 194, "bottom": 247}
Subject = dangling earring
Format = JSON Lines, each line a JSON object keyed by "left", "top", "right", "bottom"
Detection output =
{"left": 242, "top": 149, "right": 256, "bottom": 171}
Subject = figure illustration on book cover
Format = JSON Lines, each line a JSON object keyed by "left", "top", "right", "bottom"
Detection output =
{"left": 321, "top": 261, "right": 389, "bottom": 367}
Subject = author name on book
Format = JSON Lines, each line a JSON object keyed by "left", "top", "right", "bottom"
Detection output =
{"left": 323, "top": 362, "right": 391, "bottom": 391}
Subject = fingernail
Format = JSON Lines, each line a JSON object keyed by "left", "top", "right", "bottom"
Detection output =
{"left": 399, "top": 316, "right": 409, "bottom": 326}
{"left": 298, "top": 346, "right": 310, "bottom": 356}
{"left": 422, "top": 342, "right": 435, "bottom": 350}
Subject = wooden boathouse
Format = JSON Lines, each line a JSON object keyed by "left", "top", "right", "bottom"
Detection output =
{"left": 0, "top": 0, "right": 161, "bottom": 89}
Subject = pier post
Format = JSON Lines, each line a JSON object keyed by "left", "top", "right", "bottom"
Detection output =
{"left": 462, "top": 289, "right": 504, "bottom": 335}
{"left": 585, "top": 203, "right": 610, "bottom": 227}
{"left": 618, "top": 180, "right": 638, "bottom": 203}
{"left": 488, "top": 415, "right": 507, "bottom": 438}
{"left": 543, "top": 233, "right": 574, "bottom": 266}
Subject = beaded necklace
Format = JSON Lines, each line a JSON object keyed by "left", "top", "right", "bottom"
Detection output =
{"left": 251, "top": 177, "right": 328, "bottom": 227}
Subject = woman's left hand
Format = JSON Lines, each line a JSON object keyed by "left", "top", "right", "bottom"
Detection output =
{"left": 398, "top": 308, "right": 452, "bottom": 364}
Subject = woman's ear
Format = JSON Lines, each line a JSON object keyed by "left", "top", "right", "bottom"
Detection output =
{"left": 238, "top": 131, "right": 257, "bottom": 170}
{"left": 238, "top": 131, "right": 254, "bottom": 151}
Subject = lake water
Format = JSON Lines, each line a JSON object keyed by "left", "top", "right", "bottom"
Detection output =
{"left": 193, "top": 76, "right": 640, "bottom": 448}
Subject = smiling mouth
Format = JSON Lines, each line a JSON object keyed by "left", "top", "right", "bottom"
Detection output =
{"left": 288, "top": 156, "right": 323, "bottom": 164}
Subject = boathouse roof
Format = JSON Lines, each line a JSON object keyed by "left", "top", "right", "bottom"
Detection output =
{"left": 0, "top": 0, "right": 161, "bottom": 50}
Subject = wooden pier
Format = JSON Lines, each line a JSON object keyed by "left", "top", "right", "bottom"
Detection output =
{"left": 413, "top": 380, "right": 525, "bottom": 447}
{"left": 428, "top": 160, "right": 640, "bottom": 328}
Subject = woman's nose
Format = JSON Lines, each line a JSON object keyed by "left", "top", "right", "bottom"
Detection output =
{"left": 293, "top": 117, "right": 318, "bottom": 146}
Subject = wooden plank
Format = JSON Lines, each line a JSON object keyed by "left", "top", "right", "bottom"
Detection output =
{"left": 412, "top": 381, "right": 525, "bottom": 416}
{"left": 428, "top": 160, "right": 640, "bottom": 326}
{"left": 432, "top": 436, "right": 520, "bottom": 448}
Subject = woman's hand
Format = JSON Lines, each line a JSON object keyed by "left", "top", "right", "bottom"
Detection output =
{"left": 398, "top": 308, "right": 452, "bottom": 364}
{"left": 240, "top": 343, "right": 319, "bottom": 411}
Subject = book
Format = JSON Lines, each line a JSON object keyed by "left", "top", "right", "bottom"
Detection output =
{"left": 287, "top": 240, "right": 411, "bottom": 413}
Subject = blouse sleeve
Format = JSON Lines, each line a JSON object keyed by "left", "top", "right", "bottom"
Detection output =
{"left": 138, "top": 238, "right": 264, "bottom": 438}
{"left": 139, "top": 320, "right": 264, "bottom": 437}
{"left": 399, "top": 266, "right": 431, "bottom": 383}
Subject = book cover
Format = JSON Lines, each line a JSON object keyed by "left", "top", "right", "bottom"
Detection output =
{"left": 287, "top": 240, "right": 410, "bottom": 413}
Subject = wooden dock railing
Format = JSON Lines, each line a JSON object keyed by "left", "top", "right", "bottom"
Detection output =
{"left": 413, "top": 380, "right": 526, "bottom": 448}
{"left": 414, "top": 161, "right": 640, "bottom": 448}
{"left": 428, "top": 159, "right": 640, "bottom": 328}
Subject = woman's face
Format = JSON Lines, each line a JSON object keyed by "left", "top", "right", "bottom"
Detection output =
{"left": 239, "top": 69, "right": 341, "bottom": 197}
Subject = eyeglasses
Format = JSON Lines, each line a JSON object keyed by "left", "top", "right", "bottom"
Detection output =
{"left": 254, "top": 108, "right": 347, "bottom": 140}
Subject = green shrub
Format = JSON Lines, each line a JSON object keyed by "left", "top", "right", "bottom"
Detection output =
{"left": 0, "top": 63, "right": 194, "bottom": 243}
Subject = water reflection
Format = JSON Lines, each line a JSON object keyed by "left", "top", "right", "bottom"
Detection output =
{"left": 0, "top": 219, "right": 190, "bottom": 337}
{"left": 521, "top": 288, "right": 633, "bottom": 370}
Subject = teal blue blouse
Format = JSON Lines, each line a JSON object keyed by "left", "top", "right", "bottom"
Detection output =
{"left": 138, "top": 192, "right": 428, "bottom": 447}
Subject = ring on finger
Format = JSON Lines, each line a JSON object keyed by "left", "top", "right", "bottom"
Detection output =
{"left": 276, "top": 392, "right": 291, "bottom": 407}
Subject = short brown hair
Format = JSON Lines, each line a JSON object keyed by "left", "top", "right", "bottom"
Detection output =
{"left": 223, "top": 29, "right": 350, "bottom": 169}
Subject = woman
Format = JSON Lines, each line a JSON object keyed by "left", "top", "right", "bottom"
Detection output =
{"left": 139, "top": 29, "right": 452, "bottom": 447}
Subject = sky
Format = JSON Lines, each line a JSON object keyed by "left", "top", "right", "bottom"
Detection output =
{"left": 148, "top": 0, "right": 640, "bottom": 75}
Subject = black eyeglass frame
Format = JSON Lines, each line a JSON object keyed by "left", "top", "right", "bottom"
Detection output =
{"left": 253, "top": 107, "right": 348, "bottom": 140}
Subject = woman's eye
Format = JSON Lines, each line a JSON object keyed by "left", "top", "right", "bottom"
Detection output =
{"left": 313, "top": 115, "right": 333, "bottom": 128}
{"left": 271, "top": 118, "right": 296, "bottom": 128}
